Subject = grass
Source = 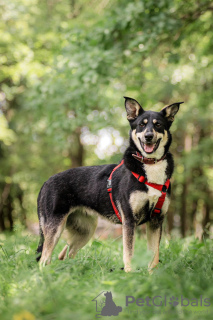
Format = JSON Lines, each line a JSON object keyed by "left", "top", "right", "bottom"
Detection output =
{"left": 0, "top": 231, "right": 212, "bottom": 320}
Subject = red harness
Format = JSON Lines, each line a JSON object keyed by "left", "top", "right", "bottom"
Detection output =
{"left": 107, "top": 160, "right": 170, "bottom": 223}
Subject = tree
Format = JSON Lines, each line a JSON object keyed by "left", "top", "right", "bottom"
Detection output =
{"left": 0, "top": 0, "right": 212, "bottom": 235}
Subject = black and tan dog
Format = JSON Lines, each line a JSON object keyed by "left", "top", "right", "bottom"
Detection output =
{"left": 36, "top": 97, "right": 182, "bottom": 272}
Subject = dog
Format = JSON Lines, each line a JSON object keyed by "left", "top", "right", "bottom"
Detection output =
{"left": 36, "top": 97, "right": 183, "bottom": 272}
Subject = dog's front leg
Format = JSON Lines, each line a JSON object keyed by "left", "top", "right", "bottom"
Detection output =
{"left": 146, "top": 221, "right": 162, "bottom": 273}
{"left": 122, "top": 217, "right": 135, "bottom": 272}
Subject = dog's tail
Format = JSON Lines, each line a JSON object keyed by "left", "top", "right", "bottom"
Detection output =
{"left": 36, "top": 185, "right": 45, "bottom": 262}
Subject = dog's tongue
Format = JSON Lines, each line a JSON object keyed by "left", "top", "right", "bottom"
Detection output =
{"left": 144, "top": 144, "right": 155, "bottom": 153}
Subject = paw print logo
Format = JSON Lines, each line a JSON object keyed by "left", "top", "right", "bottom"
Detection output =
{"left": 169, "top": 296, "right": 179, "bottom": 307}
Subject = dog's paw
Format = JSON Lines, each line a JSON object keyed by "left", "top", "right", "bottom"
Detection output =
{"left": 39, "top": 258, "right": 51, "bottom": 270}
{"left": 148, "top": 263, "right": 159, "bottom": 275}
{"left": 124, "top": 266, "right": 132, "bottom": 273}
{"left": 148, "top": 267, "right": 154, "bottom": 275}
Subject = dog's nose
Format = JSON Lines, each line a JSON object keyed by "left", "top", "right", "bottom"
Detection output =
{"left": 145, "top": 132, "right": 154, "bottom": 142}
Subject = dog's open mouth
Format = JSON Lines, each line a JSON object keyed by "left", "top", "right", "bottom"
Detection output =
{"left": 140, "top": 138, "right": 161, "bottom": 154}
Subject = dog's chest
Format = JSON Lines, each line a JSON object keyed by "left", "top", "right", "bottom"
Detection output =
{"left": 130, "top": 187, "right": 161, "bottom": 214}
{"left": 143, "top": 160, "right": 167, "bottom": 184}
{"left": 129, "top": 160, "right": 169, "bottom": 222}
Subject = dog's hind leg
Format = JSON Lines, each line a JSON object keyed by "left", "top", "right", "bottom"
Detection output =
{"left": 36, "top": 188, "right": 45, "bottom": 262}
{"left": 58, "top": 208, "right": 98, "bottom": 260}
{"left": 58, "top": 244, "right": 69, "bottom": 260}
{"left": 39, "top": 216, "right": 67, "bottom": 267}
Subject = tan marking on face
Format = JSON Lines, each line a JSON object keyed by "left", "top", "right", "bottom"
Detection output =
{"left": 132, "top": 129, "right": 143, "bottom": 153}
{"left": 143, "top": 119, "right": 148, "bottom": 124}
{"left": 162, "top": 130, "right": 168, "bottom": 144}
{"left": 133, "top": 127, "right": 169, "bottom": 160}
{"left": 138, "top": 127, "right": 147, "bottom": 140}
{"left": 142, "top": 129, "right": 168, "bottom": 159}
{"left": 153, "top": 128, "right": 157, "bottom": 136}
{"left": 153, "top": 119, "right": 157, "bottom": 124}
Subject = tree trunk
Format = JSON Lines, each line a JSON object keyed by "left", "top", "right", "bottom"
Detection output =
{"left": 180, "top": 180, "right": 187, "bottom": 237}
{"left": 0, "top": 183, "right": 11, "bottom": 231}
{"left": 18, "top": 193, "right": 27, "bottom": 227}
{"left": 7, "top": 196, "right": 14, "bottom": 231}
{"left": 0, "top": 209, "right": 5, "bottom": 231}
{"left": 69, "top": 128, "right": 84, "bottom": 168}
{"left": 167, "top": 191, "right": 175, "bottom": 235}
{"left": 191, "top": 200, "right": 198, "bottom": 234}
{"left": 202, "top": 188, "right": 212, "bottom": 239}
{"left": 202, "top": 202, "right": 210, "bottom": 238}
{"left": 167, "top": 209, "right": 174, "bottom": 235}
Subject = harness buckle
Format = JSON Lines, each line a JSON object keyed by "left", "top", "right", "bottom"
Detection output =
{"left": 107, "top": 179, "right": 112, "bottom": 189}
{"left": 137, "top": 175, "right": 146, "bottom": 183}
{"left": 153, "top": 208, "right": 161, "bottom": 215}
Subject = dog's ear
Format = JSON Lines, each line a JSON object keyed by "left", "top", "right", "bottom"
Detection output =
{"left": 160, "top": 102, "right": 183, "bottom": 122}
{"left": 124, "top": 97, "right": 144, "bottom": 121}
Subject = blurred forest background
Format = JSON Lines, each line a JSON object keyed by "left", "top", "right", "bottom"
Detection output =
{"left": 0, "top": 0, "right": 212, "bottom": 239}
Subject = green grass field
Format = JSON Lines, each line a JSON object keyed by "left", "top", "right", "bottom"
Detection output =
{"left": 0, "top": 231, "right": 212, "bottom": 320}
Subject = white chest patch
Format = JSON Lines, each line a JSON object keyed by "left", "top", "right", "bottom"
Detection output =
{"left": 129, "top": 187, "right": 170, "bottom": 222}
{"left": 144, "top": 160, "right": 167, "bottom": 184}
{"left": 130, "top": 187, "right": 161, "bottom": 214}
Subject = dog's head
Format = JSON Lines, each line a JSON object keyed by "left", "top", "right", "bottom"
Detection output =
{"left": 124, "top": 97, "right": 183, "bottom": 159}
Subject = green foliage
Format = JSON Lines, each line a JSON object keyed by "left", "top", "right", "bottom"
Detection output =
{"left": 0, "top": 0, "right": 212, "bottom": 232}
{"left": 0, "top": 234, "right": 213, "bottom": 319}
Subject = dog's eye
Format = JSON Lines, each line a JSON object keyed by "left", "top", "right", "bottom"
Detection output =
{"left": 155, "top": 123, "right": 161, "bottom": 128}
{"left": 139, "top": 123, "right": 146, "bottom": 127}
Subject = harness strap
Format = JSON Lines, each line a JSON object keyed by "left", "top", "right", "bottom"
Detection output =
{"left": 107, "top": 160, "right": 170, "bottom": 223}
{"left": 107, "top": 160, "right": 124, "bottom": 223}
{"left": 148, "top": 179, "right": 170, "bottom": 216}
